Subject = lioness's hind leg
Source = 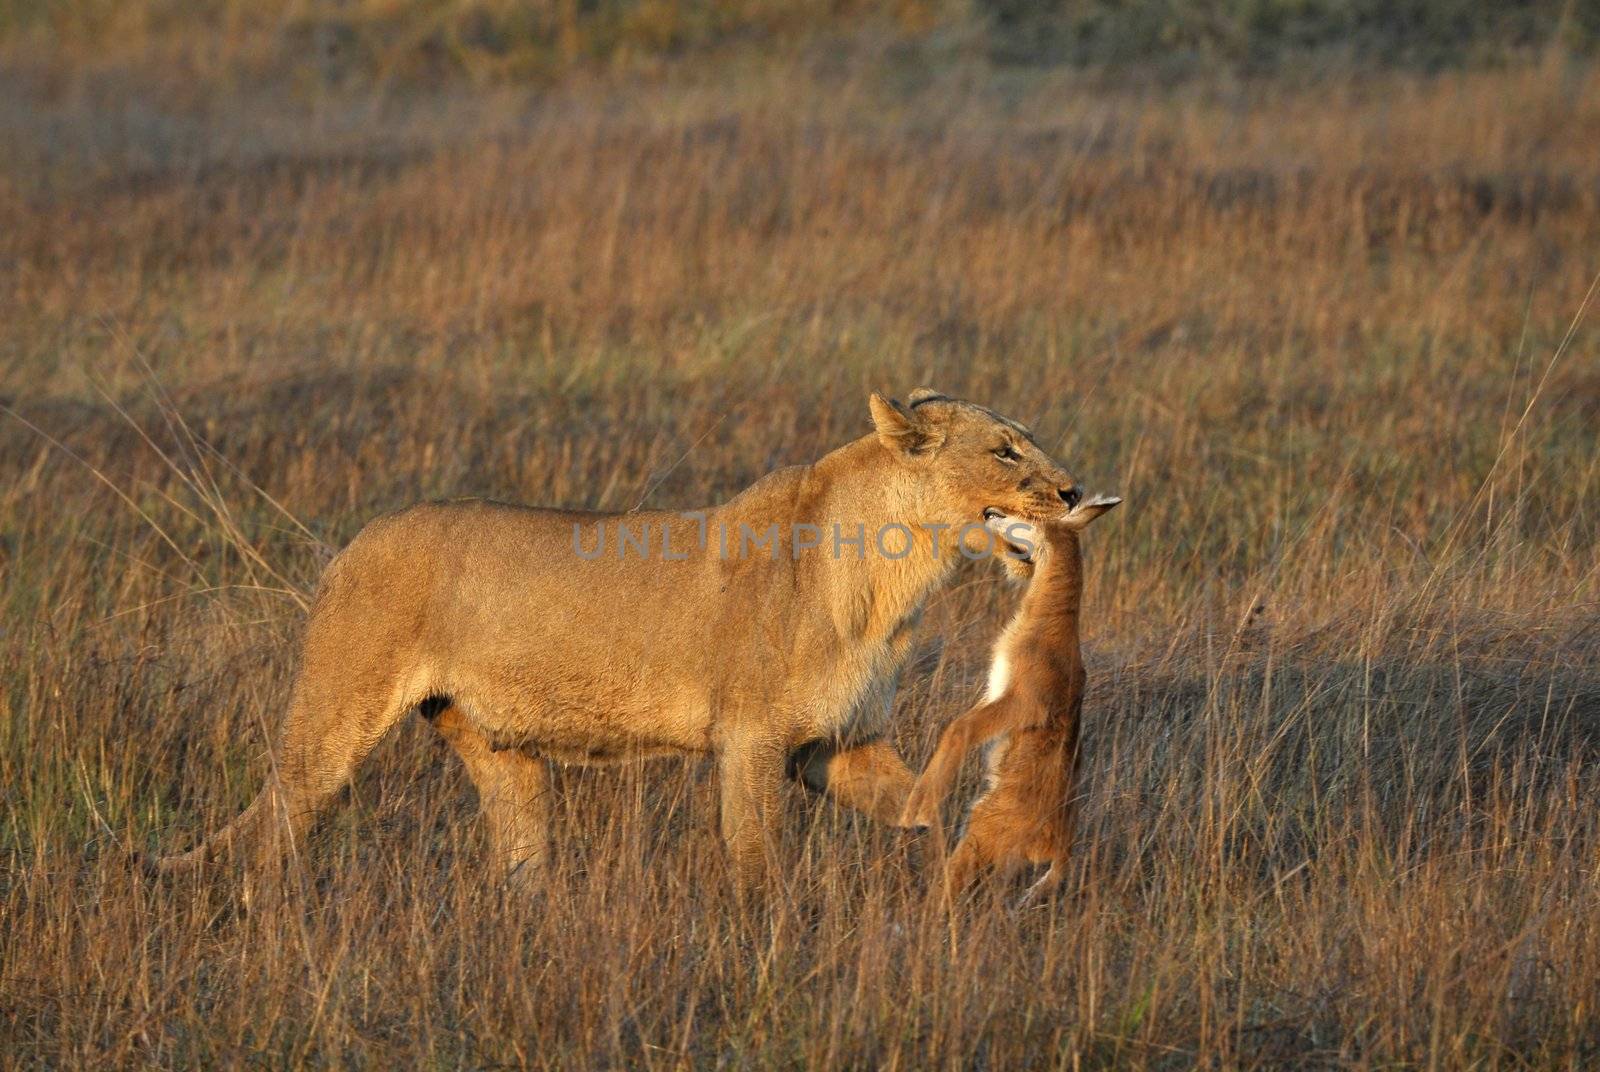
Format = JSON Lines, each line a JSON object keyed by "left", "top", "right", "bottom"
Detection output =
{"left": 431, "top": 705, "right": 549, "bottom": 889}
{"left": 255, "top": 677, "right": 409, "bottom": 871}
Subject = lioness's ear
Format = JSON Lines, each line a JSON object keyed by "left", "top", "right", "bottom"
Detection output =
{"left": 869, "top": 392, "right": 938, "bottom": 454}
{"left": 907, "top": 387, "right": 948, "bottom": 406}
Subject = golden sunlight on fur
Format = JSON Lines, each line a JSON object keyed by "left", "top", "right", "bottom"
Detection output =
{"left": 158, "top": 391, "right": 1083, "bottom": 893}
{"left": 902, "top": 494, "right": 1121, "bottom": 899}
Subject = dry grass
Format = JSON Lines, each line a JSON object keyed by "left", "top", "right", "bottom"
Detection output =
{"left": 3, "top": 53, "right": 1599, "bottom": 1067}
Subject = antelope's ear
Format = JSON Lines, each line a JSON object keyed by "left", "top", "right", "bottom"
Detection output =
{"left": 1065, "top": 493, "right": 1123, "bottom": 529}
{"left": 869, "top": 392, "right": 940, "bottom": 454}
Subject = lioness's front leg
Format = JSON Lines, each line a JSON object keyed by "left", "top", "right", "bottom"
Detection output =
{"left": 789, "top": 738, "right": 916, "bottom": 826}
{"left": 717, "top": 731, "right": 789, "bottom": 894}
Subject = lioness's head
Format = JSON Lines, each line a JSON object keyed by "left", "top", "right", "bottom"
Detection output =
{"left": 869, "top": 387, "right": 1082, "bottom": 541}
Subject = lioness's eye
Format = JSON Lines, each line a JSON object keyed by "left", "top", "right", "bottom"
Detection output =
{"left": 994, "top": 445, "right": 1020, "bottom": 462}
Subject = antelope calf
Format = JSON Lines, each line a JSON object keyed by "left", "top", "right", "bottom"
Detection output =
{"left": 901, "top": 492, "right": 1121, "bottom": 899}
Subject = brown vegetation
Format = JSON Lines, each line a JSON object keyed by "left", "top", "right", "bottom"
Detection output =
{"left": 3, "top": 50, "right": 1599, "bottom": 1067}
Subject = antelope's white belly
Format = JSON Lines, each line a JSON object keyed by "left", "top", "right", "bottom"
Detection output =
{"left": 983, "top": 649, "right": 1011, "bottom": 702}
{"left": 979, "top": 633, "right": 1019, "bottom": 789}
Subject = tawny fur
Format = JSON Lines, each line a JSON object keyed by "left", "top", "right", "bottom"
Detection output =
{"left": 158, "top": 390, "right": 1085, "bottom": 893}
{"left": 899, "top": 493, "right": 1120, "bottom": 898}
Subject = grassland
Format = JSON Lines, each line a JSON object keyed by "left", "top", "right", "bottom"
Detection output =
{"left": 4, "top": 0, "right": 1594, "bottom": 80}
{"left": 3, "top": 38, "right": 1600, "bottom": 1068}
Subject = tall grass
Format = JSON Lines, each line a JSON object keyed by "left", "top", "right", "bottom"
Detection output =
{"left": 2, "top": 54, "right": 1598, "bottom": 1066}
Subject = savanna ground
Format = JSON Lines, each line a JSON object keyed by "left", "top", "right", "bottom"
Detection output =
{"left": 3, "top": 7, "right": 1600, "bottom": 1067}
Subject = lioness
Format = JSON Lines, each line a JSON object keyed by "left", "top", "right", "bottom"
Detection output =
{"left": 159, "top": 390, "right": 1084, "bottom": 892}
{"left": 900, "top": 492, "right": 1120, "bottom": 899}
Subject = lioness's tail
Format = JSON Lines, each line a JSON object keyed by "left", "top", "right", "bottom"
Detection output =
{"left": 155, "top": 539, "right": 445, "bottom": 880}
{"left": 156, "top": 676, "right": 418, "bottom": 878}
{"left": 155, "top": 780, "right": 285, "bottom": 875}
